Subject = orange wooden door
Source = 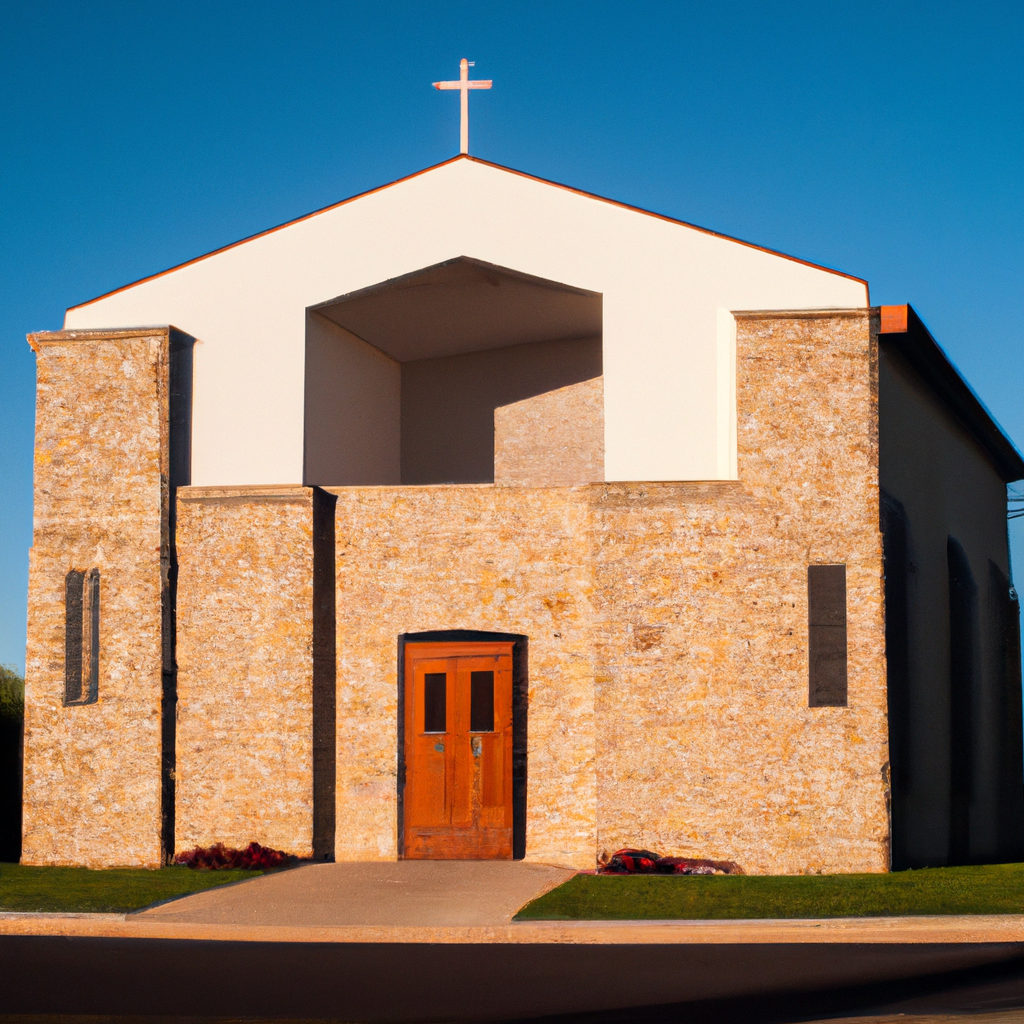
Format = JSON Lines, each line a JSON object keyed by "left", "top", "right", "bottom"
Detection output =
{"left": 403, "top": 641, "right": 514, "bottom": 859}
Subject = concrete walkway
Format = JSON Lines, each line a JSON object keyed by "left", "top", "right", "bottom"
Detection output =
{"left": 136, "top": 860, "right": 575, "bottom": 927}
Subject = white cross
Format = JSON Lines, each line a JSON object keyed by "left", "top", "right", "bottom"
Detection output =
{"left": 433, "top": 59, "right": 492, "bottom": 155}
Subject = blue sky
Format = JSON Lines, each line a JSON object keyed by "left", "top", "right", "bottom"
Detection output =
{"left": 1, "top": 1, "right": 1022, "bottom": 671}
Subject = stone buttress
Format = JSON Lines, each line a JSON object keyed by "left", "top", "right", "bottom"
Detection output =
{"left": 172, "top": 486, "right": 336, "bottom": 859}
{"left": 22, "top": 327, "right": 191, "bottom": 867}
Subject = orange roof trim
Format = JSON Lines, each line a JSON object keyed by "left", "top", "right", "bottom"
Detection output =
{"left": 880, "top": 305, "right": 909, "bottom": 333}
{"left": 68, "top": 155, "right": 867, "bottom": 314}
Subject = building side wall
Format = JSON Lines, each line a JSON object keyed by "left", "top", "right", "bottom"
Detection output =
{"left": 329, "top": 485, "right": 597, "bottom": 867}
{"left": 592, "top": 312, "right": 889, "bottom": 874}
{"left": 494, "top": 376, "right": 604, "bottom": 486}
{"left": 22, "top": 329, "right": 169, "bottom": 868}
{"left": 174, "top": 487, "right": 316, "bottom": 856}
{"left": 879, "top": 344, "right": 1021, "bottom": 867}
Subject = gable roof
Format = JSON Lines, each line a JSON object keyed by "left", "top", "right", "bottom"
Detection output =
{"left": 67, "top": 155, "right": 867, "bottom": 314}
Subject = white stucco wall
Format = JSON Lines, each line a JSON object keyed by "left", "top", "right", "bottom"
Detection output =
{"left": 64, "top": 157, "right": 868, "bottom": 485}
{"left": 304, "top": 312, "right": 401, "bottom": 485}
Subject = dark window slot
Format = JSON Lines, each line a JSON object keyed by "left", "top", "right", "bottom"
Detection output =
{"left": 64, "top": 570, "right": 84, "bottom": 704}
{"left": 423, "top": 672, "right": 446, "bottom": 733}
{"left": 64, "top": 568, "right": 100, "bottom": 706}
{"left": 470, "top": 671, "right": 494, "bottom": 732}
{"left": 808, "top": 564, "right": 847, "bottom": 707}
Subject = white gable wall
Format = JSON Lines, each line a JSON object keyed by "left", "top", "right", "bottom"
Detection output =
{"left": 64, "top": 158, "right": 868, "bottom": 485}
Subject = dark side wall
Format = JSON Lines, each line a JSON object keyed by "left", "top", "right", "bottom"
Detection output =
{"left": 879, "top": 338, "right": 1024, "bottom": 868}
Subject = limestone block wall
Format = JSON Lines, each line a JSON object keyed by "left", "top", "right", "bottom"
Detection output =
{"left": 174, "top": 486, "right": 319, "bottom": 856}
{"left": 21, "top": 313, "right": 886, "bottom": 872}
{"left": 22, "top": 328, "right": 171, "bottom": 867}
{"left": 494, "top": 377, "right": 604, "bottom": 486}
{"left": 327, "top": 310, "right": 888, "bottom": 874}
{"left": 590, "top": 310, "right": 889, "bottom": 874}
{"left": 329, "top": 485, "right": 597, "bottom": 867}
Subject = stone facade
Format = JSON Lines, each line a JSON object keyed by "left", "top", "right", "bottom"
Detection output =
{"left": 23, "top": 312, "right": 891, "bottom": 874}
{"left": 22, "top": 329, "right": 172, "bottom": 867}
{"left": 329, "top": 484, "right": 598, "bottom": 866}
{"left": 592, "top": 310, "right": 889, "bottom": 873}
{"left": 494, "top": 376, "right": 604, "bottom": 486}
{"left": 174, "top": 486, "right": 319, "bottom": 857}
{"left": 322, "top": 311, "right": 889, "bottom": 874}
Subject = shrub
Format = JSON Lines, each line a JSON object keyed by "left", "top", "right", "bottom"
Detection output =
{"left": 174, "top": 841, "right": 294, "bottom": 870}
{"left": 0, "top": 665, "right": 23, "bottom": 726}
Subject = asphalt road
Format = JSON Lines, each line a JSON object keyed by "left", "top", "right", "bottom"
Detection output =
{"left": 2, "top": 935, "right": 1024, "bottom": 1022}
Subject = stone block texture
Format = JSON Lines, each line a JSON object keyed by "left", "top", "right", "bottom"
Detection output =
{"left": 328, "top": 310, "right": 889, "bottom": 873}
{"left": 25, "top": 311, "right": 889, "bottom": 874}
{"left": 329, "top": 484, "right": 598, "bottom": 867}
{"left": 589, "top": 310, "right": 888, "bottom": 873}
{"left": 494, "top": 376, "right": 604, "bottom": 486}
{"left": 174, "top": 486, "right": 317, "bottom": 857}
{"left": 22, "top": 329, "right": 171, "bottom": 867}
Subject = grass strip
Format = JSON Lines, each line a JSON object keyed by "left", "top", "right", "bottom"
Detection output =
{"left": 515, "top": 863, "right": 1024, "bottom": 920}
{"left": 0, "top": 862, "right": 261, "bottom": 913}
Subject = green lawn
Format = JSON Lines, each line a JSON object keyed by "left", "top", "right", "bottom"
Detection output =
{"left": 0, "top": 862, "right": 262, "bottom": 913}
{"left": 515, "top": 863, "right": 1024, "bottom": 920}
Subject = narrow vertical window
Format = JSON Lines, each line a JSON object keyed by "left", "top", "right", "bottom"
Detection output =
{"left": 808, "top": 564, "right": 847, "bottom": 707}
{"left": 64, "top": 570, "right": 84, "bottom": 703}
{"left": 64, "top": 568, "right": 99, "bottom": 706}
{"left": 423, "top": 672, "right": 446, "bottom": 733}
{"left": 470, "top": 671, "right": 495, "bottom": 732}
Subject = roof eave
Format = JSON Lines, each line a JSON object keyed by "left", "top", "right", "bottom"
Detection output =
{"left": 879, "top": 304, "right": 1024, "bottom": 483}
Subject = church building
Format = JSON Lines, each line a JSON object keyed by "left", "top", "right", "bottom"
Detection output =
{"left": 21, "top": 154, "right": 1024, "bottom": 873}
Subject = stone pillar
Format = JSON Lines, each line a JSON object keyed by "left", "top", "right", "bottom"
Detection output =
{"left": 174, "top": 486, "right": 336, "bottom": 858}
{"left": 22, "top": 328, "right": 184, "bottom": 867}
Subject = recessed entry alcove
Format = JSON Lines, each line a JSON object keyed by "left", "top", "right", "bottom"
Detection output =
{"left": 303, "top": 257, "right": 602, "bottom": 485}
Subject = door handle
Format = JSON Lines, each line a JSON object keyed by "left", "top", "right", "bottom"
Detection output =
{"left": 471, "top": 736, "right": 482, "bottom": 758}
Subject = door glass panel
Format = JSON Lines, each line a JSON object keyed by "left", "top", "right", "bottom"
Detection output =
{"left": 424, "top": 672, "right": 446, "bottom": 732}
{"left": 470, "top": 671, "right": 495, "bottom": 732}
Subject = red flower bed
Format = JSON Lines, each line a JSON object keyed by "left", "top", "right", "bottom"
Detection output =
{"left": 598, "top": 848, "right": 744, "bottom": 875}
{"left": 174, "top": 841, "right": 295, "bottom": 870}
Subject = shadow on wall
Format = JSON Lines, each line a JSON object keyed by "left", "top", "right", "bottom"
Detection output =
{"left": 400, "top": 337, "right": 601, "bottom": 484}
{"left": 0, "top": 665, "right": 24, "bottom": 862}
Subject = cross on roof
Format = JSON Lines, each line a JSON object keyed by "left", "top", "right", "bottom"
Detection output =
{"left": 433, "top": 59, "right": 492, "bottom": 155}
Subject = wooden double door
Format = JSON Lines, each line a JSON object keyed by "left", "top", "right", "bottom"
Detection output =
{"left": 402, "top": 642, "right": 514, "bottom": 859}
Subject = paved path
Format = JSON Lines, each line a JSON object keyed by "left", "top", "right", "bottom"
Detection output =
{"left": 138, "top": 860, "right": 575, "bottom": 927}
